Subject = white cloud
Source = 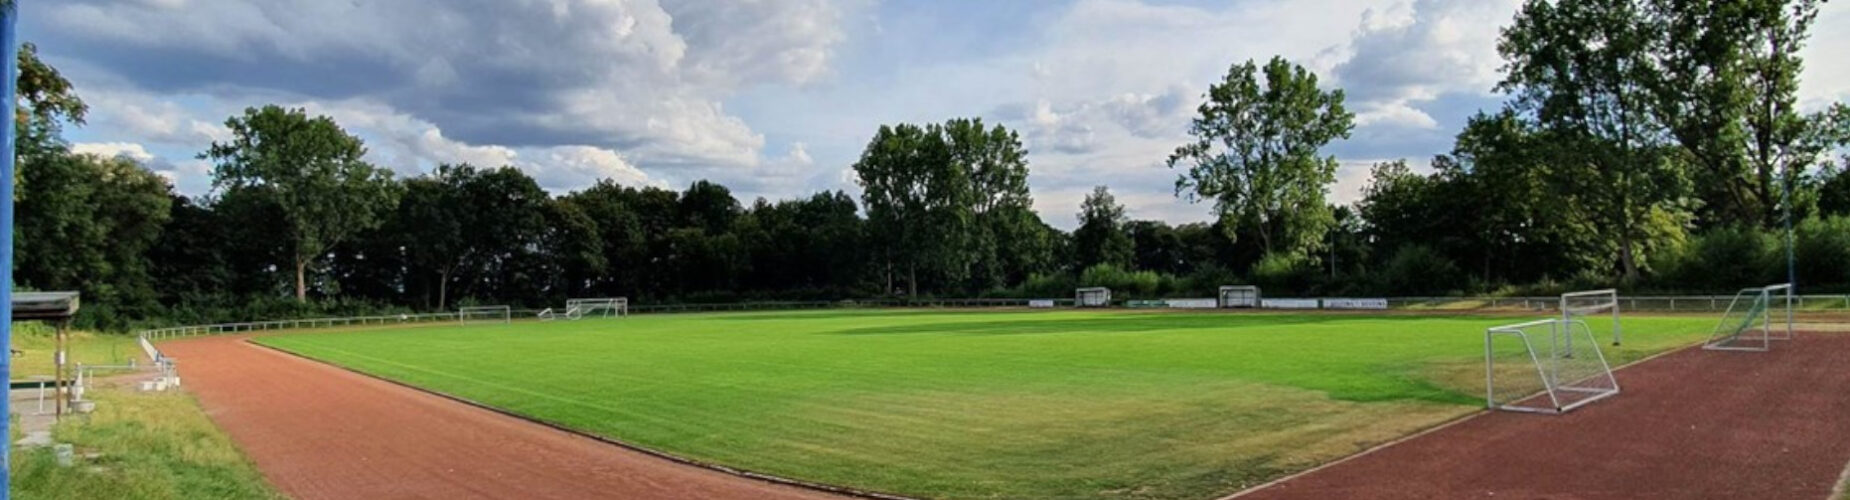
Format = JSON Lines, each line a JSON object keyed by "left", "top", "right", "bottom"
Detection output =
{"left": 71, "top": 142, "right": 156, "bottom": 161}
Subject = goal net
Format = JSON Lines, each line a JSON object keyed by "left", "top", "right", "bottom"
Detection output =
{"left": 1075, "top": 287, "right": 1112, "bottom": 308}
{"left": 1486, "top": 318, "right": 1620, "bottom": 415}
{"left": 1561, "top": 289, "right": 1621, "bottom": 345}
{"left": 459, "top": 305, "right": 511, "bottom": 325}
{"left": 1218, "top": 285, "right": 1260, "bottom": 308}
{"left": 1703, "top": 284, "right": 1794, "bottom": 352}
{"left": 565, "top": 297, "right": 629, "bottom": 320}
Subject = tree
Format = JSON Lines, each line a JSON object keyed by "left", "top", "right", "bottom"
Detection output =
{"left": 1821, "top": 164, "right": 1850, "bottom": 217}
{"left": 1498, "top": 0, "right": 1687, "bottom": 281}
{"left": 1073, "top": 186, "right": 1133, "bottom": 269}
{"left": 16, "top": 151, "right": 173, "bottom": 327}
{"left": 203, "top": 105, "right": 401, "bottom": 301}
{"left": 854, "top": 123, "right": 972, "bottom": 296}
{"left": 1168, "top": 56, "right": 1354, "bottom": 258}
{"left": 1648, "top": 0, "right": 1844, "bottom": 227}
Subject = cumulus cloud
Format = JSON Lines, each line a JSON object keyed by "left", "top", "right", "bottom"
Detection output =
{"left": 28, "top": 0, "right": 853, "bottom": 172}
{"left": 1333, "top": 0, "right": 1519, "bottom": 128}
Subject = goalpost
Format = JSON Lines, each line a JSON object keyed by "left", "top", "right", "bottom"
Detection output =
{"left": 1486, "top": 318, "right": 1620, "bottom": 414}
{"left": 1218, "top": 285, "right": 1260, "bottom": 308}
{"left": 565, "top": 297, "right": 628, "bottom": 319}
{"left": 1703, "top": 283, "right": 1794, "bottom": 352}
{"left": 1561, "top": 289, "right": 1621, "bottom": 345}
{"left": 1075, "top": 287, "right": 1112, "bottom": 308}
{"left": 458, "top": 305, "right": 511, "bottom": 325}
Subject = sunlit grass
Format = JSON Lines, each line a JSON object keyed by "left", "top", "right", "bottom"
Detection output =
{"left": 258, "top": 309, "right": 1712, "bottom": 499}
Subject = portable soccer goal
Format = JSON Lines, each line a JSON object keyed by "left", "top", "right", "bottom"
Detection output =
{"left": 1485, "top": 318, "right": 1620, "bottom": 415}
{"left": 459, "top": 305, "right": 511, "bottom": 325}
{"left": 1218, "top": 285, "right": 1261, "bottom": 308}
{"left": 566, "top": 297, "right": 628, "bottom": 319}
{"left": 1075, "top": 287, "right": 1112, "bottom": 308}
{"left": 1703, "top": 283, "right": 1794, "bottom": 352}
{"left": 1561, "top": 289, "right": 1621, "bottom": 345}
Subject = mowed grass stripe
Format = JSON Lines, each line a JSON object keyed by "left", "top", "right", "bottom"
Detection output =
{"left": 257, "top": 309, "right": 1713, "bottom": 499}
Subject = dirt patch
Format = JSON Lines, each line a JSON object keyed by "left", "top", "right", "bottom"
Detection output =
{"left": 162, "top": 335, "right": 842, "bottom": 500}
{"left": 1232, "top": 332, "right": 1850, "bottom": 499}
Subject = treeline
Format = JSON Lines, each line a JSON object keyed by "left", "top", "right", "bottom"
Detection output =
{"left": 12, "top": 0, "right": 1850, "bottom": 331}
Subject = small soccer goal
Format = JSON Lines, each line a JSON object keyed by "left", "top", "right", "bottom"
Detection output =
{"left": 566, "top": 297, "right": 628, "bottom": 319}
{"left": 459, "top": 305, "right": 511, "bottom": 325}
{"left": 1075, "top": 287, "right": 1112, "bottom": 308}
{"left": 1561, "top": 289, "right": 1621, "bottom": 345}
{"left": 1703, "top": 283, "right": 1794, "bottom": 352}
{"left": 1486, "top": 318, "right": 1620, "bottom": 415}
{"left": 1218, "top": 285, "right": 1260, "bottom": 308}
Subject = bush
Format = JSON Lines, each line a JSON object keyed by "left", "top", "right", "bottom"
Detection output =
{"left": 1654, "top": 225, "right": 1778, "bottom": 291}
{"left": 1249, "top": 252, "right": 1317, "bottom": 295}
{"left": 1795, "top": 216, "right": 1850, "bottom": 289}
{"left": 1377, "top": 244, "right": 1460, "bottom": 296}
{"left": 1077, "top": 264, "right": 1162, "bottom": 298}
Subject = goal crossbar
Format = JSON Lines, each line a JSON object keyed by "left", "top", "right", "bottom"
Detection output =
{"left": 458, "top": 305, "right": 511, "bottom": 325}
{"left": 1703, "top": 283, "right": 1794, "bottom": 352}
{"left": 1486, "top": 318, "right": 1621, "bottom": 415}
{"left": 1560, "top": 289, "right": 1621, "bottom": 345}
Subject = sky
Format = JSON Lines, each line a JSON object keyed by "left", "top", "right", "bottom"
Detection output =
{"left": 24, "top": 0, "right": 1850, "bottom": 230}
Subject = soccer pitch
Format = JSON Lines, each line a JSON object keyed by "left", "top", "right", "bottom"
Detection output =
{"left": 256, "top": 309, "right": 1713, "bottom": 499}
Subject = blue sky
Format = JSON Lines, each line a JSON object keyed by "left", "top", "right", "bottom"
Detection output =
{"left": 22, "top": 0, "right": 1850, "bottom": 229}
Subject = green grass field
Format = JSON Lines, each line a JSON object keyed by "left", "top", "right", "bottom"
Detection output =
{"left": 256, "top": 309, "right": 1713, "bottom": 499}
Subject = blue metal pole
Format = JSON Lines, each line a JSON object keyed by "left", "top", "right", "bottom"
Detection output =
{"left": 1, "top": 3, "right": 18, "bottom": 498}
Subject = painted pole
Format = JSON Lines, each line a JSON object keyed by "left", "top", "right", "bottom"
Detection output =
{"left": 0, "top": 2, "right": 20, "bottom": 497}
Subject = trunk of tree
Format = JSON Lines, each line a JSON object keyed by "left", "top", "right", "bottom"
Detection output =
{"left": 908, "top": 265, "right": 918, "bottom": 298}
{"left": 438, "top": 267, "right": 452, "bottom": 310}
{"left": 1618, "top": 230, "right": 1638, "bottom": 282}
{"left": 294, "top": 258, "right": 309, "bottom": 302}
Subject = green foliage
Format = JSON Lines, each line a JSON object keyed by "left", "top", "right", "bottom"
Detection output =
{"left": 1378, "top": 245, "right": 1462, "bottom": 296}
{"left": 1248, "top": 252, "right": 1316, "bottom": 296}
{"left": 1076, "top": 264, "right": 1162, "bottom": 298}
{"left": 1169, "top": 56, "right": 1353, "bottom": 257}
{"left": 259, "top": 310, "right": 1711, "bottom": 500}
{"left": 1794, "top": 216, "right": 1850, "bottom": 288}
{"left": 16, "top": 149, "right": 173, "bottom": 330}
{"left": 203, "top": 105, "right": 401, "bottom": 301}
{"left": 1653, "top": 225, "right": 1780, "bottom": 290}
{"left": 1073, "top": 186, "right": 1133, "bottom": 270}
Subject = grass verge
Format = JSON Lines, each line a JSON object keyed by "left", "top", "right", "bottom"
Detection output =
{"left": 8, "top": 382, "right": 282, "bottom": 500}
{"left": 9, "top": 324, "right": 143, "bottom": 380}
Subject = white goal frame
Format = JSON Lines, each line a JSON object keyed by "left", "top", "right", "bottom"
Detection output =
{"left": 1703, "top": 283, "right": 1794, "bottom": 352}
{"left": 1218, "top": 285, "right": 1261, "bottom": 309}
{"left": 1075, "top": 287, "right": 1112, "bottom": 308}
{"left": 565, "top": 297, "right": 629, "bottom": 319}
{"left": 459, "top": 305, "right": 511, "bottom": 325}
{"left": 1486, "top": 318, "right": 1621, "bottom": 415}
{"left": 1561, "top": 289, "right": 1621, "bottom": 345}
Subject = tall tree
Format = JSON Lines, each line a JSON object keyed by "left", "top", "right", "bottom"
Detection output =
{"left": 16, "top": 152, "right": 172, "bottom": 327}
{"left": 1649, "top": 0, "right": 1845, "bottom": 227}
{"left": 854, "top": 123, "right": 972, "bottom": 296}
{"left": 1073, "top": 186, "right": 1133, "bottom": 269}
{"left": 203, "top": 105, "right": 401, "bottom": 301}
{"left": 1168, "top": 56, "right": 1354, "bottom": 258}
{"left": 1498, "top": 0, "right": 1685, "bottom": 281}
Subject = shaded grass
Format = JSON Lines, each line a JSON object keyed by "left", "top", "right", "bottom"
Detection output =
{"left": 258, "top": 309, "right": 1712, "bottom": 499}
{"left": 9, "top": 383, "right": 282, "bottom": 500}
